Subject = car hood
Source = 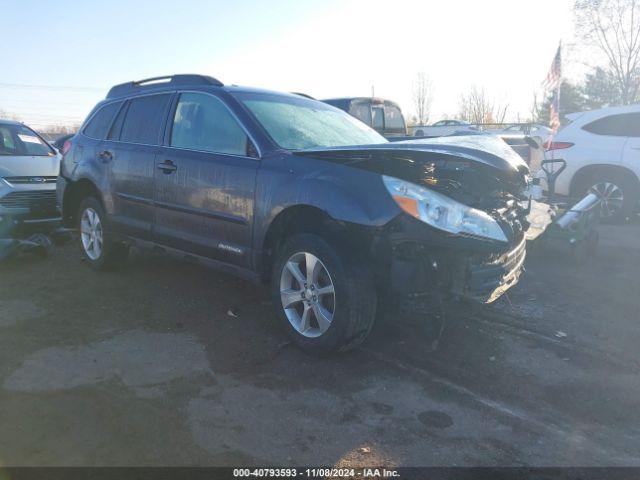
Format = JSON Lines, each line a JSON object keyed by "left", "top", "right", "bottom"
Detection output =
{"left": 0, "top": 154, "right": 61, "bottom": 178}
{"left": 295, "top": 135, "right": 530, "bottom": 208}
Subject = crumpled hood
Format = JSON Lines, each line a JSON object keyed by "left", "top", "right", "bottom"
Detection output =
{"left": 297, "top": 135, "right": 527, "bottom": 172}
{"left": 0, "top": 154, "right": 60, "bottom": 178}
{"left": 295, "top": 135, "right": 530, "bottom": 208}
{"left": 392, "top": 135, "right": 529, "bottom": 172}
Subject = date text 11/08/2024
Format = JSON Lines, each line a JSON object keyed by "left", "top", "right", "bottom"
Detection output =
{"left": 232, "top": 468, "right": 401, "bottom": 478}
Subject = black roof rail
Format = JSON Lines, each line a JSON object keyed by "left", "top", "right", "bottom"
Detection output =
{"left": 106, "top": 74, "right": 223, "bottom": 99}
{"left": 291, "top": 92, "right": 315, "bottom": 100}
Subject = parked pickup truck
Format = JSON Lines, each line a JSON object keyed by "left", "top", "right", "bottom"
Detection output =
{"left": 321, "top": 97, "right": 407, "bottom": 137}
{"left": 58, "top": 74, "right": 534, "bottom": 353}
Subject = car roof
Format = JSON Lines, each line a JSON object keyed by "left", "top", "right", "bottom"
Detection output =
{"left": 0, "top": 119, "right": 23, "bottom": 127}
{"left": 104, "top": 74, "right": 309, "bottom": 102}
{"left": 566, "top": 103, "right": 640, "bottom": 123}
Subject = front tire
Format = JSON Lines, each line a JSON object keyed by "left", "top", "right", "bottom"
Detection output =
{"left": 77, "top": 197, "right": 128, "bottom": 270}
{"left": 270, "top": 233, "right": 377, "bottom": 353}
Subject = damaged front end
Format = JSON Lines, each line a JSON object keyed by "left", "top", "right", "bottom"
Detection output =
{"left": 299, "top": 135, "right": 536, "bottom": 304}
{"left": 386, "top": 228, "right": 527, "bottom": 305}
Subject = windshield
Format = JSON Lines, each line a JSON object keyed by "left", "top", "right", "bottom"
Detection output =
{"left": 0, "top": 123, "right": 55, "bottom": 156}
{"left": 235, "top": 93, "right": 387, "bottom": 150}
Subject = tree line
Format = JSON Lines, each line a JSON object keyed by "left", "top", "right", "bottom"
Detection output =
{"left": 412, "top": 0, "right": 640, "bottom": 126}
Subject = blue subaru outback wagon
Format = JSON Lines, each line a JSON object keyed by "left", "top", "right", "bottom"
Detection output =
{"left": 58, "top": 74, "right": 531, "bottom": 352}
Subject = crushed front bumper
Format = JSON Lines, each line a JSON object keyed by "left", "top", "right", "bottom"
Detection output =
{"left": 450, "top": 237, "right": 526, "bottom": 303}
{"left": 384, "top": 216, "right": 527, "bottom": 305}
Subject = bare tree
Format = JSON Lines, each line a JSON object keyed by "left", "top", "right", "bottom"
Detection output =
{"left": 458, "top": 86, "right": 509, "bottom": 124}
{"left": 575, "top": 0, "right": 640, "bottom": 105}
{"left": 0, "top": 108, "right": 20, "bottom": 121}
{"left": 458, "top": 87, "right": 488, "bottom": 124}
{"left": 529, "top": 92, "right": 540, "bottom": 122}
{"left": 494, "top": 103, "right": 509, "bottom": 124}
{"left": 412, "top": 72, "right": 434, "bottom": 125}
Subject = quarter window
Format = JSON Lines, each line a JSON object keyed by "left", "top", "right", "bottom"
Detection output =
{"left": 107, "top": 102, "right": 128, "bottom": 140}
{"left": 582, "top": 113, "right": 640, "bottom": 137}
{"left": 170, "top": 92, "right": 250, "bottom": 156}
{"left": 119, "top": 94, "right": 171, "bottom": 144}
{"left": 83, "top": 102, "right": 121, "bottom": 139}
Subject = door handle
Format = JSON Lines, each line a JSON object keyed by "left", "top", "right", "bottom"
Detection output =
{"left": 157, "top": 160, "right": 177, "bottom": 174}
{"left": 98, "top": 150, "right": 113, "bottom": 162}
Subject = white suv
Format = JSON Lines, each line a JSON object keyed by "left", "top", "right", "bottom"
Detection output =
{"left": 545, "top": 104, "right": 640, "bottom": 223}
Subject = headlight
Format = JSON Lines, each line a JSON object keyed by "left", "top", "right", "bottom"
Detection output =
{"left": 382, "top": 175, "right": 507, "bottom": 242}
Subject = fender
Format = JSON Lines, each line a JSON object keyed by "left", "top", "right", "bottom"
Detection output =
{"left": 252, "top": 153, "right": 401, "bottom": 255}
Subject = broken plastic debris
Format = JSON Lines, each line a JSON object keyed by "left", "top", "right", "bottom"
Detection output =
{"left": 555, "top": 331, "right": 567, "bottom": 338}
{"left": 358, "top": 446, "right": 371, "bottom": 454}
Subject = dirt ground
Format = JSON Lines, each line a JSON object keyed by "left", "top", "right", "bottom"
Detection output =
{"left": 1, "top": 221, "right": 639, "bottom": 467}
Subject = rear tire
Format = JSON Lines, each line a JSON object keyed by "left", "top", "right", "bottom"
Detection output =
{"left": 574, "top": 171, "right": 638, "bottom": 224}
{"left": 77, "top": 197, "right": 128, "bottom": 270}
{"left": 270, "top": 233, "right": 377, "bottom": 353}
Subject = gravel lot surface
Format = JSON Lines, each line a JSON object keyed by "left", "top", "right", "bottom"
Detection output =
{"left": 1, "top": 223, "right": 639, "bottom": 466}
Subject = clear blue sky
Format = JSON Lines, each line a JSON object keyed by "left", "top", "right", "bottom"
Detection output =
{"left": 1, "top": 0, "right": 575, "bottom": 129}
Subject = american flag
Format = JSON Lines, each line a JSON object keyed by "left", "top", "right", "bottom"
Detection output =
{"left": 543, "top": 43, "right": 562, "bottom": 133}
{"left": 543, "top": 44, "right": 562, "bottom": 91}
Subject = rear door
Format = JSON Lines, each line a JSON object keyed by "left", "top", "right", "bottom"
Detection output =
{"left": 579, "top": 113, "right": 631, "bottom": 166}
{"left": 153, "top": 91, "right": 259, "bottom": 268}
{"left": 105, "top": 93, "right": 173, "bottom": 240}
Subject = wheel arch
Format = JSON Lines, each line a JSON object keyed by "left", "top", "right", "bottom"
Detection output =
{"left": 62, "top": 177, "right": 105, "bottom": 227}
{"left": 258, "top": 204, "right": 375, "bottom": 282}
{"left": 569, "top": 164, "right": 640, "bottom": 197}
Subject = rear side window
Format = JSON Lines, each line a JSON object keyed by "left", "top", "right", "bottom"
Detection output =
{"left": 349, "top": 102, "right": 372, "bottom": 126}
{"left": 119, "top": 94, "right": 171, "bottom": 144}
{"left": 384, "top": 105, "right": 405, "bottom": 132}
{"left": 83, "top": 102, "right": 121, "bottom": 139}
{"left": 582, "top": 113, "right": 640, "bottom": 137}
{"left": 170, "top": 92, "right": 249, "bottom": 156}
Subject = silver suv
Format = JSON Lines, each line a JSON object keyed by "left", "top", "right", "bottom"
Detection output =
{"left": 0, "top": 120, "right": 61, "bottom": 236}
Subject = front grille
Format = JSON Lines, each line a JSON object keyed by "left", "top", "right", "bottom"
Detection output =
{"left": 4, "top": 176, "right": 57, "bottom": 185}
{"left": 0, "top": 190, "right": 57, "bottom": 211}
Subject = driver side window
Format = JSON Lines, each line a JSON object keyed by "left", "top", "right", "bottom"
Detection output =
{"left": 170, "top": 92, "right": 254, "bottom": 156}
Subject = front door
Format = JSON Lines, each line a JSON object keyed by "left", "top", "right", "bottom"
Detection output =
{"left": 154, "top": 92, "right": 259, "bottom": 268}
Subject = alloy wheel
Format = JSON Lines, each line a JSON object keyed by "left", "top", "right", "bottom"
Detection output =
{"left": 279, "top": 251, "right": 336, "bottom": 338}
{"left": 80, "top": 207, "right": 103, "bottom": 260}
{"left": 589, "top": 181, "right": 624, "bottom": 219}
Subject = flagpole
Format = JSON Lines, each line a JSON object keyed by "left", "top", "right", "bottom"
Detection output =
{"left": 557, "top": 40, "right": 562, "bottom": 133}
